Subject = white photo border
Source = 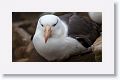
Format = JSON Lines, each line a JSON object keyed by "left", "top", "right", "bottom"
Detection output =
{"left": 0, "top": 0, "right": 114, "bottom": 74}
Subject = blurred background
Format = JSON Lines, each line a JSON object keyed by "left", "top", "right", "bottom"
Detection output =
{"left": 12, "top": 12, "right": 102, "bottom": 62}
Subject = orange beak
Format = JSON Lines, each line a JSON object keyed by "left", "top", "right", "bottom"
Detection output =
{"left": 44, "top": 26, "right": 52, "bottom": 43}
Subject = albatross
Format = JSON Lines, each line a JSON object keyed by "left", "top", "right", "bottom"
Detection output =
{"left": 32, "top": 13, "right": 99, "bottom": 61}
{"left": 32, "top": 14, "right": 87, "bottom": 61}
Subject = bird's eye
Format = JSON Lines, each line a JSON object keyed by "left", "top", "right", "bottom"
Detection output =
{"left": 52, "top": 23, "right": 57, "bottom": 26}
{"left": 41, "top": 24, "right": 44, "bottom": 27}
{"left": 52, "top": 19, "right": 58, "bottom": 27}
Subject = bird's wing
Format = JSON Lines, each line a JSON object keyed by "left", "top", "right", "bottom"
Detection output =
{"left": 67, "top": 14, "right": 100, "bottom": 48}
{"left": 59, "top": 13, "right": 73, "bottom": 25}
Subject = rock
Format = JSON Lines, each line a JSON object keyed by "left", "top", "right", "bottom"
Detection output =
{"left": 91, "top": 36, "right": 102, "bottom": 62}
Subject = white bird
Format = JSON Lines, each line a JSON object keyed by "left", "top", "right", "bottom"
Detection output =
{"left": 32, "top": 14, "right": 86, "bottom": 61}
{"left": 88, "top": 12, "right": 102, "bottom": 24}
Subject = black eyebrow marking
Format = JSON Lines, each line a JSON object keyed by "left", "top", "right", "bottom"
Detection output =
{"left": 53, "top": 19, "right": 58, "bottom": 26}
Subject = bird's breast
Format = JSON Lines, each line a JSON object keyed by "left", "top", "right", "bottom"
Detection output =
{"left": 33, "top": 36, "right": 68, "bottom": 60}
{"left": 33, "top": 35, "right": 86, "bottom": 61}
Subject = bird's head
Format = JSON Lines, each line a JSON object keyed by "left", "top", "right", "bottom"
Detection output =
{"left": 36, "top": 15, "right": 67, "bottom": 43}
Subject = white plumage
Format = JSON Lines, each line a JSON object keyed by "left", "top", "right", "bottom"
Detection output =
{"left": 33, "top": 15, "right": 86, "bottom": 61}
{"left": 88, "top": 12, "right": 102, "bottom": 24}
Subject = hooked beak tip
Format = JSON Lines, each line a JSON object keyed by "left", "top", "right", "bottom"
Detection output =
{"left": 45, "top": 39, "right": 47, "bottom": 43}
{"left": 44, "top": 26, "right": 52, "bottom": 43}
